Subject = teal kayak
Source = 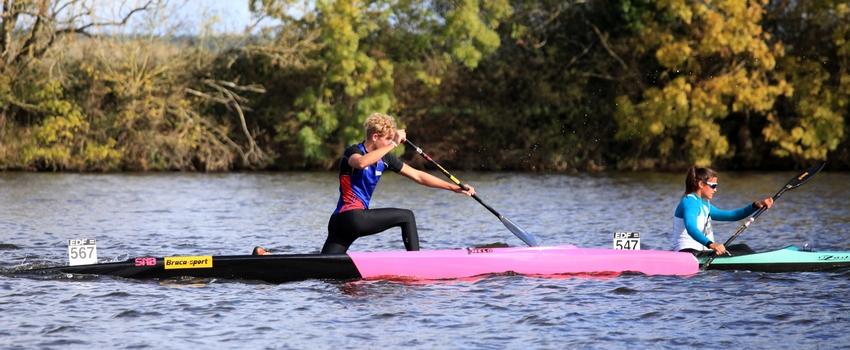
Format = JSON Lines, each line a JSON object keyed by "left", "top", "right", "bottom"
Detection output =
{"left": 699, "top": 245, "right": 850, "bottom": 272}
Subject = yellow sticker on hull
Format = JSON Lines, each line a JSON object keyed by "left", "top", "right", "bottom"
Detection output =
{"left": 164, "top": 256, "right": 213, "bottom": 269}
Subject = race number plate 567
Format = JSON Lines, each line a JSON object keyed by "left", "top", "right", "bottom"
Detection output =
{"left": 613, "top": 232, "right": 640, "bottom": 250}
{"left": 68, "top": 239, "right": 97, "bottom": 266}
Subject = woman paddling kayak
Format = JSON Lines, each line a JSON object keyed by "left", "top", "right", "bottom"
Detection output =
{"left": 672, "top": 167, "right": 773, "bottom": 256}
{"left": 319, "top": 113, "right": 475, "bottom": 254}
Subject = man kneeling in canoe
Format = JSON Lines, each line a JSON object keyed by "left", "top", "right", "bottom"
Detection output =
{"left": 254, "top": 113, "right": 475, "bottom": 255}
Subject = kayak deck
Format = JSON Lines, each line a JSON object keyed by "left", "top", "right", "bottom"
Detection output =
{"left": 699, "top": 245, "right": 850, "bottom": 272}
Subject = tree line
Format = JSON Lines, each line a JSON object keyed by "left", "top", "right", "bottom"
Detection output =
{"left": 1, "top": 0, "right": 848, "bottom": 172}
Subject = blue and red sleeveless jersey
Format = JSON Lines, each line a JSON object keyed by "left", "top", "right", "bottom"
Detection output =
{"left": 334, "top": 143, "right": 403, "bottom": 214}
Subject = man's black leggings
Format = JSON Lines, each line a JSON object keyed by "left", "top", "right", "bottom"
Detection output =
{"left": 322, "top": 208, "right": 419, "bottom": 254}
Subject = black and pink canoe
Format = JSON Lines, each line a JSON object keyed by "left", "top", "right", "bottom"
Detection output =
{"left": 25, "top": 245, "right": 850, "bottom": 283}
{"left": 28, "top": 245, "right": 699, "bottom": 283}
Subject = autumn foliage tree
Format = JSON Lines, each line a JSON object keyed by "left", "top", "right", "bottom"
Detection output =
{"left": 613, "top": 0, "right": 792, "bottom": 168}
{"left": 762, "top": 1, "right": 849, "bottom": 164}
{"left": 2, "top": 0, "right": 849, "bottom": 171}
{"left": 248, "top": 0, "right": 511, "bottom": 168}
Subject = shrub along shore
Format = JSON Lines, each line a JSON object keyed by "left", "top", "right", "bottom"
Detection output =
{"left": 1, "top": 1, "right": 849, "bottom": 172}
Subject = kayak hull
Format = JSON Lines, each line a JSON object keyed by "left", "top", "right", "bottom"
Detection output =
{"left": 28, "top": 245, "right": 850, "bottom": 283}
{"left": 700, "top": 245, "right": 850, "bottom": 272}
{"left": 27, "top": 246, "right": 699, "bottom": 283}
{"left": 41, "top": 254, "right": 362, "bottom": 283}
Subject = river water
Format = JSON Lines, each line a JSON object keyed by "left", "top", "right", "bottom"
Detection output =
{"left": 1, "top": 171, "right": 849, "bottom": 349}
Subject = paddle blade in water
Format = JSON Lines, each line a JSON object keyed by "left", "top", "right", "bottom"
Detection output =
{"left": 499, "top": 216, "right": 540, "bottom": 247}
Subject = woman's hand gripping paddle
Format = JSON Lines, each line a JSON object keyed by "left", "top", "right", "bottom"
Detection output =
{"left": 702, "top": 162, "right": 826, "bottom": 269}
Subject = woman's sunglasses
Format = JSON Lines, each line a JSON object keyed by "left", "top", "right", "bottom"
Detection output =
{"left": 705, "top": 182, "right": 718, "bottom": 189}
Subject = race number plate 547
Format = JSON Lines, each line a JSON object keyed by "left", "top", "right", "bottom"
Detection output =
{"left": 613, "top": 232, "right": 640, "bottom": 250}
{"left": 68, "top": 239, "right": 97, "bottom": 266}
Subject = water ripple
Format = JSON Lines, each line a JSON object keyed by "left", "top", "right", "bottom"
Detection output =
{"left": 610, "top": 286, "right": 638, "bottom": 295}
{"left": 1, "top": 172, "right": 850, "bottom": 349}
{"left": 113, "top": 310, "right": 164, "bottom": 318}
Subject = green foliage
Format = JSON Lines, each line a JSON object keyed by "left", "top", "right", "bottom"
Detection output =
{"left": 70, "top": 39, "right": 247, "bottom": 171}
{"left": 759, "top": 1, "right": 850, "bottom": 165}
{"left": 16, "top": 78, "right": 124, "bottom": 171}
{"left": 3, "top": 0, "right": 850, "bottom": 171}
{"left": 764, "top": 47, "right": 845, "bottom": 162}
{"left": 614, "top": 0, "right": 792, "bottom": 167}
{"left": 18, "top": 80, "right": 119, "bottom": 170}
{"left": 248, "top": 0, "right": 514, "bottom": 166}
{"left": 443, "top": 0, "right": 512, "bottom": 69}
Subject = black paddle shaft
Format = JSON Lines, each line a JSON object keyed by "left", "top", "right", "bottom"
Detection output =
{"left": 703, "top": 162, "right": 825, "bottom": 268}
{"left": 403, "top": 140, "right": 494, "bottom": 214}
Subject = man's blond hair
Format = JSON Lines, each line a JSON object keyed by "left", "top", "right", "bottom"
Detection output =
{"left": 364, "top": 113, "right": 397, "bottom": 138}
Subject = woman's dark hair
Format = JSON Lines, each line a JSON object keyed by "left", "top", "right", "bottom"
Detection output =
{"left": 685, "top": 166, "right": 717, "bottom": 194}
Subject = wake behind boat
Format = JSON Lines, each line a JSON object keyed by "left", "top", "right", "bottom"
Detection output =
{"left": 24, "top": 245, "right": 700, "bottom": 283}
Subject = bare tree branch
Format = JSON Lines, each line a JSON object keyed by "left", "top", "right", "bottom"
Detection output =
{"left": 4, "top": 0, "right": 157, "bottom": 69}
{"left": 188, "top": 79, "right": 269, "bottom": 167}
{"left": 242, "top": 27, "right": 322, "bottom": 69}
{"left": 586, "top": 21, "right": 648, "bottom": 91}
{"left": 194, "top": 114, "right": 247, "bottom": 167}
{"left": 14, "top": 0, "right": 50, "bottom": 65}
{"left": 185, "top": 88, "right": 232, "bottom": 106}
{"left": 66, "top": 0, "right": 155, "bottom": 36}
{"left": 589, "top": 22, "right": 629, "bottom": 71}
{"left": 563, "top": 41, "right": 594, "bottom": 70}
{"left": 220, "top": 86, "right": 264, "bottom": 166}
{"left": 1, "top": 0, "right": 21, "bottom": 59}
{"left": 210, "top": 79, "right": 266, "bottom": 94}
{"left": 576, "top": 72, "right": 620, "bottom": 81}
{"left": 51, "top": 0, "right": 75, "bottom": 18}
